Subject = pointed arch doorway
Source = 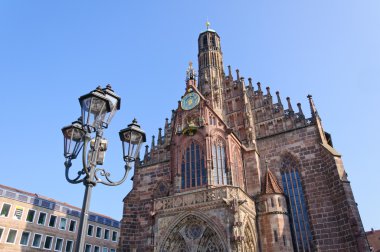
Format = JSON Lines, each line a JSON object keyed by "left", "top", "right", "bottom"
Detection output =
{"left": 158, "top": 214, "right": 228, "bottom": 252}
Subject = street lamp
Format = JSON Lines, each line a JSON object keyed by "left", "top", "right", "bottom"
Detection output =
{"left": 61, "top": 85, "right": 145, "bottom": 252}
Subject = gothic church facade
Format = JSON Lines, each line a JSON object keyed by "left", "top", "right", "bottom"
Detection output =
{"left": 119, "top": 27, "right": 369, "bottom": 252}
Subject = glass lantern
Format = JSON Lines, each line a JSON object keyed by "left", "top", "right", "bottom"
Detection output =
{"left": 62, "top": 118, "right": 86, "bottom": 159}
{"left": 119, "top": 119, "right": 146, "bottom": 164}
{"left": 79, "top": 86, "right": 111, "bottom": 131}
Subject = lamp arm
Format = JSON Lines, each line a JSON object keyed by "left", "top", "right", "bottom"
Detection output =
{"left": 94, "top": 164, "right": 131, "bottom": 186}
{"left": 64, "top": 159, "right": 85, "bottom": 184}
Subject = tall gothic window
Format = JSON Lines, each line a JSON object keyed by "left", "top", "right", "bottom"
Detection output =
{"left": 181, "top": 142, "right": 207, "bottom": 189}
{"left": 212, "top": 141, "right": 230, "bottom": 185}
{"left": 281, "top": 155, "right": 312, "bottom": 252}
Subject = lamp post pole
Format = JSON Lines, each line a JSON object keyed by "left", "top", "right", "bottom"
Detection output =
{"left": 62, "top": 85, "right": 146, "bottom": 252}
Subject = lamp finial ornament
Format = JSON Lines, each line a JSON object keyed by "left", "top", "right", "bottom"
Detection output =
{"left": 206, "top": 20, "right": 210, "bottom": 30}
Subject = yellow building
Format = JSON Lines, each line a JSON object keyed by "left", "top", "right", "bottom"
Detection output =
{"left": 0, "top": 184, "right": 119, "bottom": 252}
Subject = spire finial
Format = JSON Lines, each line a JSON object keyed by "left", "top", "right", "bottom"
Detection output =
{"left": 206, "top": 20, "right": 211, "bottom": 30}
{"left": 307, "top": 94, "right": 317, "bottom": 117}
{"left": 265, "top": 158, "right": 269, "bottom": 171}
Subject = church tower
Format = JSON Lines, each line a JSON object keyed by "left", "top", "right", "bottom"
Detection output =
{"left": 197, "top": 22, "right": 225, "bottom": 116}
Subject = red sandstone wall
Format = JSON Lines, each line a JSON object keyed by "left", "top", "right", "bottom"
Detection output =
{"left": 119, "top": 161, "right": 171, "bottom": 252}
{"left": 255, "top": 125, "right": 368, "bottom": 251}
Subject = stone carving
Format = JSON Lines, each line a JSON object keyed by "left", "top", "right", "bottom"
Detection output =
{"left": 153, "top": 186, "right": 255, "bottom": 214}
{"left": 159, "top": 215, "right": 224, "bottom": 252}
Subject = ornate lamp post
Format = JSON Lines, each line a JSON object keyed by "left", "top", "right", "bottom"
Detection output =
{"left": 61, "top": 85, "right": 146, "bottom": 252}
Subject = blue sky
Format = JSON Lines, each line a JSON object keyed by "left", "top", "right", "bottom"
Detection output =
{"left": 0, "top": 1, "right": 379, "bottom": 231}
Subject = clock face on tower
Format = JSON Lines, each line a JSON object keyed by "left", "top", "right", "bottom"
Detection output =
{"left": 181, "top": 92, "right": 200, "bottom": 110}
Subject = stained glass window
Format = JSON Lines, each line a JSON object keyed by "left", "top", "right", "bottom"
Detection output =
{"left": 181, "top": 142, "right": 207, "bottom": 189}
{"left": 281, "top": 156, "right": 312, "bottom": 252}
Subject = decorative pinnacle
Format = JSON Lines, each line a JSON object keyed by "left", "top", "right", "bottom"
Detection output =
{"left": 186, "top": 61, "right": 196, "bottom": 80}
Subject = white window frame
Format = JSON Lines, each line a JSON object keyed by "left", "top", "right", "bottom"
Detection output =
{"left": 110, "top": 249, "right": 116, "bottom": 252}
{"left": 48, "top": 214, "right": 58, "bottom": 228}
{"left": 95, "top": 226, "right": 102, "bottom": 238}
{"left": 65, "top": 239, "right": 74, "bottom": 252}
{"left": 68, "top": 219, "right": 76, "bottom": 232}
{"left": 32, "top": 233, "right": 43, "bottom": 248}
{"left": 0, "top": 203, "right": 12, "bottom": 218}
{"left": 85, "top": 243, "right": 92, "bottom": 252}
{"left": 111, "top": 230, "right": 118, "bottom": 242}
{"left": 54, "top": 237, "right": 64, "bottom": 252}
{"left": 102, "top": 247, "right": 108, "bottom": 252}
{"left": 87, "top": 224, "right": 94, "bottom": 237}
{"left": 43, "top": 235, "right": 54, "bottom": 250}
{"left": 5, "top": 228, "right": 18, "bottom": 244}
{"left": 37, "top": 211, "right": 48, "bottom": 226}
{"left": 58, "top": 217, "right": 67, "bottom": 230}
{"left": 13, "top": 206, "right": 24, "bottom": 220}
{"left": 26, "top": 209, "right": 36, "bottom": 223}
{"left": 20, "top": 230, "right": 31, "bottom": 246}
{"left": 94, "top": 245, "right": 100, "bottom": 252}
{"left": 104, "top": 228, "right": 110, "bottom": 240}
{"left": 0, "top": 226, "right": 5, "bottom": 243}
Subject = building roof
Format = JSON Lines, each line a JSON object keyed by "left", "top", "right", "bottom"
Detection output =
{"left": 261, "top": 168, "right": 283, "bottom": 194}
{"left": 0, "top": 183, "right": 120, "bottom": 228}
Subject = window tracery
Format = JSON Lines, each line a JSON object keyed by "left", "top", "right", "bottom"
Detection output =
{"left": 211, "top": 138, "right": 230, "bottom": 185}
{"left": 281, "top": 154, "right": 312, "bottom": 252}
{"left": 181, "top": 141, "right": 207, "bottom": 189}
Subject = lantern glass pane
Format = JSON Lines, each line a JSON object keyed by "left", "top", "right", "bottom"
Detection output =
{"left": 81, "top": 97, "right": 108, "bottom": 128}
{"left": 62, "top": 124, "right": 85, "bottom": 159}
{"left": 121, "top": 131, "right": 143, "bottom": 162}
{"left": 63, "top": 127, "right": 83, "bottom": 142}
{"left": 104, "top": 102, "right": 117, "bottom": 126}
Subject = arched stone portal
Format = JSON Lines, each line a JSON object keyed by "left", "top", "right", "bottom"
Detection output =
{"left": 159, "top": 214, "right": 227, "bottom": 252}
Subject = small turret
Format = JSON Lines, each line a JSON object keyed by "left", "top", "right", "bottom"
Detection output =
{"left": 158, "top": 128, "right": 163, "bottom": 145}
{"left": 286, "top": 97, "right": 293, "bottom": 113}
{"left": 248, "top": 78, "right": 254, "bottom": 91}
{"left": 151, "top": 135, "right": 155, "bottom": 149}
{"left": 257, "top": 82, "right": 263, "bottom": 95}
{"left": 257, "top": 160, "right": 294, "bottom": 252}
{"left": 297, "top": 103, "right": 304, "bottom": 118}
{"left": 143, "top": 145, "right": 149, "bottom": 162}
{"left": 276, "top": 91, "right": 282, "bottom": 105}
{"left": 228, "top": 65, "right": 233, "bottom": 79}
{"left": 266, "top": 87, "right": 271, "bottom": 97}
